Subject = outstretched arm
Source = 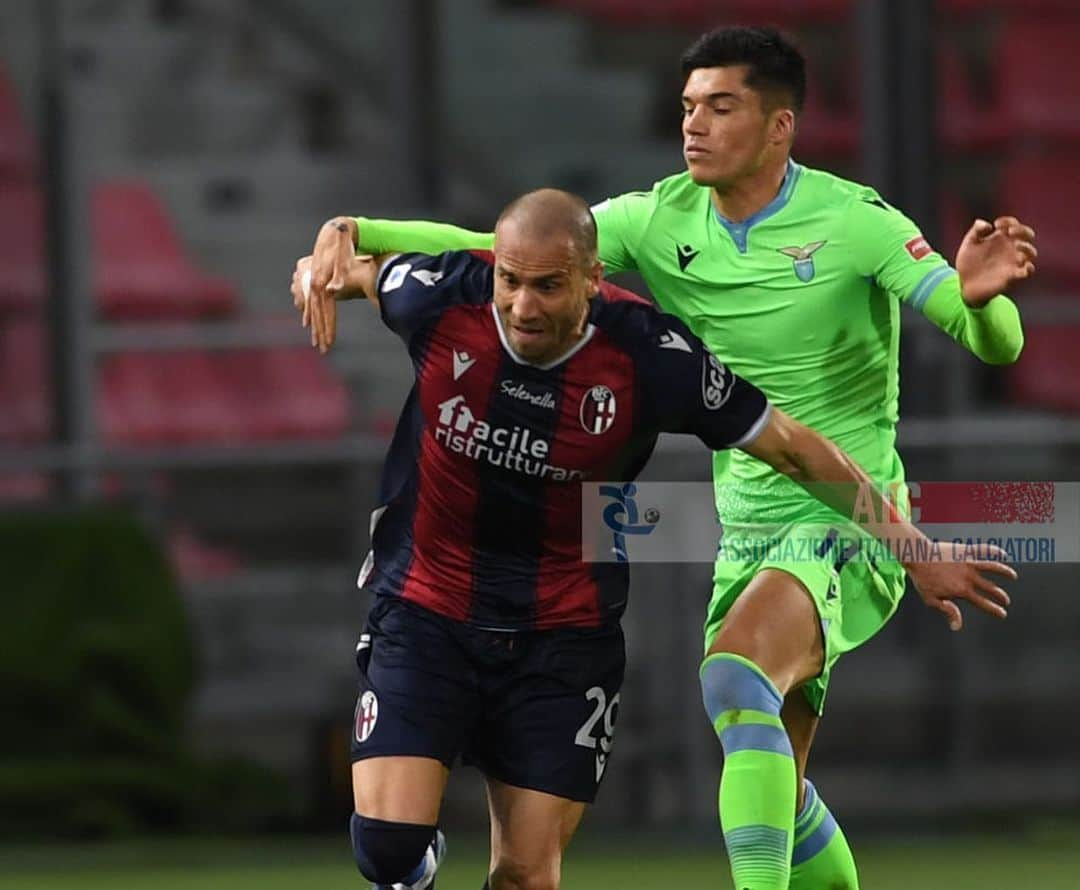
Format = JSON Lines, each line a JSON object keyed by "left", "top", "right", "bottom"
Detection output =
{"left": 355, "top": 216, "right": 493, "bottom": 255}
{"left": 848, "top": 197, "right": 1033, "bottom": 365}
{"left": 291, "top": 241, "right": 396, "bottom": 353}
{"left": 741, "top": 408, "right": 1016, "bottom": 631}
{"left": 916, "top": 215, "right": 1035, "bottom": 365}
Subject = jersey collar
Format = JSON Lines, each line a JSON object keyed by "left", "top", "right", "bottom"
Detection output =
{"left": 490, "top": 302, "right": 596, "bottom": 370}
{"left": 711, "top": 159, "right": 802, "bottom": 254}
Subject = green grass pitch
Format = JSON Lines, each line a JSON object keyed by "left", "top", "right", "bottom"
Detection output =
{"left": 2, "top": 831, "right": 1078, "bottom": 889}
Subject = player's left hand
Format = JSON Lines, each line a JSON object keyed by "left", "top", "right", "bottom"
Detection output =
{"left": 905, "top": 540, "right": 1016, "bottom": 632}
{"left": 304, "top": 218, "right": 358, "bottom": 353}
{"left": 955, "top": 216, "right": 1037, "bottom": 308}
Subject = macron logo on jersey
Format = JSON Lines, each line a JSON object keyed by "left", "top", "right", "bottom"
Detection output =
{"left": 411, "top": 269, "right": 444, "bottom": 287}
{"left": 658, "top": 329, "right": 692, "bottom": 353}
{"left": 453, "top": 349, "right": 476, "bottom": 381}
{"left": 676, "top": 243, "right": 701, "bottom": 272}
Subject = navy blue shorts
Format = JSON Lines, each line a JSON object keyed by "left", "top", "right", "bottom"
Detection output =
{"left": 349, "top": 596, "right": 625, "bottom": 804}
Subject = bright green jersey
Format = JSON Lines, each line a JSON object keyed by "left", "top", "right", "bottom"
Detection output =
{"left": 354, "top": 160, "right": 1023, "bottom": 534}
{"left": 590, "top": 160, "right": 1017, "bottom": 531}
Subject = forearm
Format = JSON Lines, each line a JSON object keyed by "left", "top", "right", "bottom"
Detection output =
{"left": 922, "top": 276, "right": 1024, "bottom": 365}
{"left": 792, "top": 437, "right": 931, "bottom": 566}
{"left": 354, "top": 217, "right": 494, "bottom": 255}
{"left": 748, "top": 415, "right": 930, "bottom": 566}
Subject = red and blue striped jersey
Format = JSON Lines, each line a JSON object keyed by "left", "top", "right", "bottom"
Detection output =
{"left": 360, "top": 251, "right": 770, "bottom": 630}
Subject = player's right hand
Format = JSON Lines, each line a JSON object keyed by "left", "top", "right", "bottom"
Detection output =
{"left": 905, "top": 541, "right": 1016, "bottom": 632}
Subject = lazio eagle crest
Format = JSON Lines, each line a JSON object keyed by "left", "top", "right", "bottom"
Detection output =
{"left": 777, "top": 240, "right": 827, "bottom": 282}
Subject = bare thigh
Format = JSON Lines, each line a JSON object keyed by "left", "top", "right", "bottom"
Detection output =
{"left": 707, "top": 567, "right": 825, "bottom": 695}
{"left": 485, "top": 776, "right": 586, "bottom": 890}
{"left": 352, "top": 756, "right": 449, "bottom": 824}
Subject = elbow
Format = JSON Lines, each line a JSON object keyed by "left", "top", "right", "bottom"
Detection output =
{"left": 980, "top": 334, "right": 1024, "bottom": 366}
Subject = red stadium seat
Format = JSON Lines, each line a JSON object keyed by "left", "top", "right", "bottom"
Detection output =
{"left": 693, "top": 0, "right": 851, "bottom": 25}
{"left": 166, "top": 526, "right": 244, "bottom": 582}
{"left": 941, "top": 0, "right": 1080, "bottom": 15}
{"left": 939, "top": 192, "right": 971, "bottom": 262}
{"left": 253, "top": 348, "right": 352, "bottom": 440}
{"left": 100, "top": 348, "right": 351, "bottom": 446}
{"left": 0, "top": 315, "right": 50, "bottom": 444}
{"left": 100, "top": 351, "right": 245, "bottom": 446}
{"left": 547, "top": 0, "right": 849, "bottom": 27}
{"left": 999, "top": 155, "right": 1080, "bottom": 288}
{"left": 998, "top": 18, "right": 1080, "bottom": 143}
{"left": 938, "top": 48, "right": 1008, "bottom": 154}
{"left": 0, "top": 64, "right": 37, "bottom": 181}
{"left": 0, "top": 473, "right": 49, "bottom": 503}
{"left": 0, "top": 183, "right": 47, "bottom": 313}
{"left": 93, "top": 181, "right": 239, "bottom": 320}
{"left": 217, "top": 348, "right": 352, "bottom": 440}
{"left": 796, "top": 81, "right": 859, "bottom": 161}
{"left": 1010, "top": 325, "right": 1080, "bottom": 413}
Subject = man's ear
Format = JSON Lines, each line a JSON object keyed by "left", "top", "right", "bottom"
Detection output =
{"left": 588, "top": 259, "right": 604, "bottom": 294}
{"left": 770, "top": 108, "right": 796, "bottom": 146}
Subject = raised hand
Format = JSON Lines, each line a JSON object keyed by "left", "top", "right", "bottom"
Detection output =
{"left": 955, "top": 215, "right": 1037, "bottom": 308}
{"left": 304, "top": 218, "right": 358, "bottom": 352}
{"left": 905, "top": 540, "right": 1016, "bottom": 632}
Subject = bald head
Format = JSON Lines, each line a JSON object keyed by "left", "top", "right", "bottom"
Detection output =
{"left": 495, "top": 188, "right": 598, "bottom": 270}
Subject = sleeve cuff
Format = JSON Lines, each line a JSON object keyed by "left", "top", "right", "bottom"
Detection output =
{"left": 731, "top": 402, "right": 773, "bottom": 449}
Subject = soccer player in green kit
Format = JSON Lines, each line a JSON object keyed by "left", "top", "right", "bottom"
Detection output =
{"left": 296, "top": 27, "right": 1036, "bottom": 890}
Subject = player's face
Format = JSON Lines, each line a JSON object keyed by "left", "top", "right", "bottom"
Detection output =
{"left": 681, "top": 66, "right": 786, "bottom": 188}
{"left": 492, "top": 227, "right": 601, "bottom": 364}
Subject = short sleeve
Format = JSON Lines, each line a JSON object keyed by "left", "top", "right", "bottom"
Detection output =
{"left": 377, "top": 251, "right": 493, "bottom": 343}
{"left": 591, "top": 189, "right": 657, "bottom": 275}
{"left": 845, "top": 191, "right": 958, "bottom": 315}
{"left": 638, "top": 313, "right": 771, "bottom": 450}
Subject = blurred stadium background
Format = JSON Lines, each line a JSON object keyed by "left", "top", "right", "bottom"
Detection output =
{"left": 2, "top": 0, "right": 1078, "bottom": 886}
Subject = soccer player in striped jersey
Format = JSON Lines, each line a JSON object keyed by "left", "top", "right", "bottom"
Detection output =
{"left": 296, "top": 189, "right": 1015, "bottom": 890}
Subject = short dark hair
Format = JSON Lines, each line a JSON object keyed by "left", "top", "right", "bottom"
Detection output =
{"left": 680, "top": 26, "right": 806, "bottom": 114}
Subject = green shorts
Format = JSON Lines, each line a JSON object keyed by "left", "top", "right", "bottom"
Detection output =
{"left": 703, "top": 522, "right": 907, "bottom": 715}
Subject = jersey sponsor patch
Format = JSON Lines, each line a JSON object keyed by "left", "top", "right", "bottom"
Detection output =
{"left": 702, "top": 354, "right": 734, "bottom": 410}
{"left": 381, "top": 262, "right": 412, "bottom": 293}
{"left": 905, "top": 236, "right": 932, "bottom": 261}
{"left": 354, "top": 690, "right": 379, "bottom": 743}
{"left": 580, "top": 385, "right": 617, "bottom": 435}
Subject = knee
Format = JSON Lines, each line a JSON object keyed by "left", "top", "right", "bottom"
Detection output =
{"left": 349, "top": 812, "right": 435, "bottom": 885}
{"left": 489, "top": 852, "right": 560, "bottom": 890}
{"left": 700, "top": 653, "right": 783, "bottom": 720}
{"left": 700, "top": 653, "right": 791, "bottom": 756}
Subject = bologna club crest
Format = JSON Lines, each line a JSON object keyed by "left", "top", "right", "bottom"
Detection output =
{"left": 354, "top": 690, "right": 379, "bottom": 744}
{"left": 580, "top": 385, "right": 617, "bottom": 435}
